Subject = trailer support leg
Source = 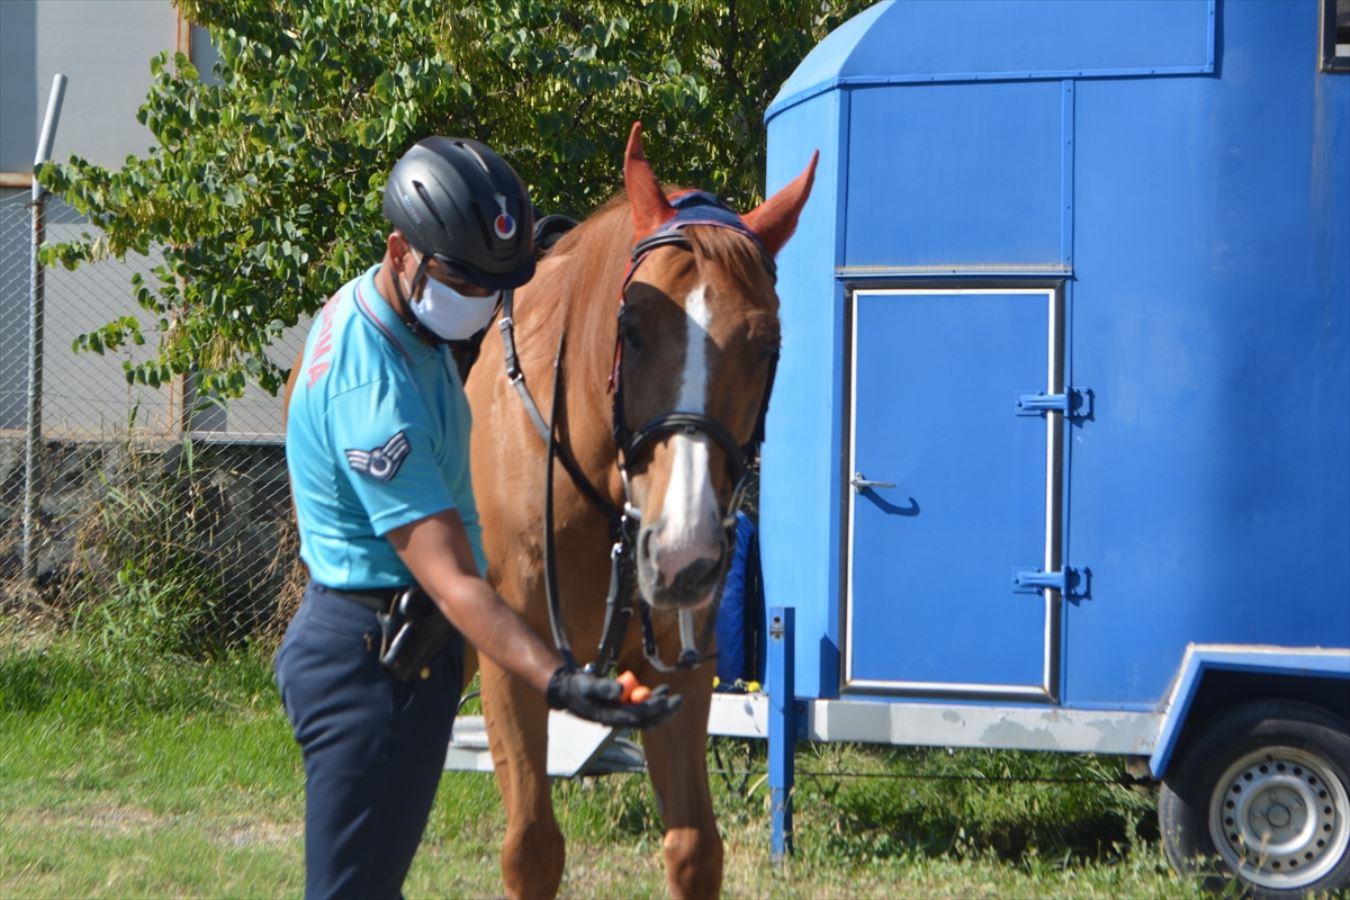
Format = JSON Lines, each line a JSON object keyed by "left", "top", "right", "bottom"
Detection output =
{"left": 768, "top": 605, "right": 795, "bottom": 863}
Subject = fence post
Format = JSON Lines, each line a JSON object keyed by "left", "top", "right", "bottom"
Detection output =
{"left": 22, "top": 73, "right": 67, "bottom": 580}
{"left": 768, "top": 605, "right": 796, "bottom": 863}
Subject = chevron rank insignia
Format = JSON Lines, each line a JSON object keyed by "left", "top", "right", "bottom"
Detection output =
{"left": 345, "top": 431, "right": 411, "bottom": 482}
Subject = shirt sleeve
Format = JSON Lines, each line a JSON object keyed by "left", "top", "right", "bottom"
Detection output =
{"left": 327, "top": 377, "right": 456, "bottom": 536}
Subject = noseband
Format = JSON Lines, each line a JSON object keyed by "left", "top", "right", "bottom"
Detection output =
{"left": 501, "top": 192, "right": 778, "bottom": 675}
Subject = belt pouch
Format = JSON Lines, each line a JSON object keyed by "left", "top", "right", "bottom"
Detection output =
{"left": 379, "top": 586, "right": 452, "bottom": 682}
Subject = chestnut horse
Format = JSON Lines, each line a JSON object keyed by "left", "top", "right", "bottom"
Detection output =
{"left": 466, "top": 123, "right": 816, "bottom": 898}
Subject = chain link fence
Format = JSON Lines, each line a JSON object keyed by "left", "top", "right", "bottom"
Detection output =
{"left": 1, "top": 187, "right": 310, "bottom": 648}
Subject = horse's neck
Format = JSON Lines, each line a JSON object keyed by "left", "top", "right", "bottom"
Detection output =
{"left": 517, "top": 208, "right": 632, "bottom": 482}
{"left": 563, "top": 221, "right": 631, "bottom": 392}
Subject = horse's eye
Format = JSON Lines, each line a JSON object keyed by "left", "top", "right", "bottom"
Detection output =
{"left": 620, "top": 322, "right": 643, "bottom": 353}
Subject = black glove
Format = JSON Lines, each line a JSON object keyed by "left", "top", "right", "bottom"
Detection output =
{"left": 546, "top": 667, "right": 682, "bottom": 729}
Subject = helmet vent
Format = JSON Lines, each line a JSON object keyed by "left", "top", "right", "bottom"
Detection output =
{"left": 457, "top": 141, "right": 493, "bottom": 175}
{"left": 412, "top": 180, "right": 449, "bottom": 231}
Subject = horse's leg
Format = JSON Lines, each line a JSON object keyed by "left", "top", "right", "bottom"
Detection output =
{"left": 480, "top": 656, "right": 565, "bottom": 899}
{"left": 641, "top": 668, "right": 723, "bottom": 900}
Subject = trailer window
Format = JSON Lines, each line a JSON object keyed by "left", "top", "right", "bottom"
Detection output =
{"left": 1324, "top": 0, "right": 1350, "bottom": 71}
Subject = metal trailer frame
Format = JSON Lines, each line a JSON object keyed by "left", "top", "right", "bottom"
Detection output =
{"left": 759, "top": 628, "right": 1350, "bottom": 858}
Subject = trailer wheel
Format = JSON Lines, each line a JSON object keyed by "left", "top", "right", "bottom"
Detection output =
{"left": 1159, "top": 700, "right": 1350, "bottom": 897}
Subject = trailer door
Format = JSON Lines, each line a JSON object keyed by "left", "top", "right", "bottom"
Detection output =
{"left": 845, "top": 287, "right": 1063, "bottom": 700}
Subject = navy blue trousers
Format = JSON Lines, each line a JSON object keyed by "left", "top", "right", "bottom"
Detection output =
{"left": 275, "top": 581, "right": 463, "bottom": 900}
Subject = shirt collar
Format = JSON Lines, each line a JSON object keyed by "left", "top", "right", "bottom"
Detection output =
{"left": 352, "top": 264, "right": 434, "bottom": 366}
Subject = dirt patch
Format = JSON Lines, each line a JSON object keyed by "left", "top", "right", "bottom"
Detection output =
{"left": 23, "top": 803, "right": 169, "bottom": 836}
{"left": 16, "top": 804, "right": 299, "bottom": 849}
{"left": 86, "top": 804, "right": 166, "bottom": 835}
{"left": 220, "top": 820, "right": 302, "bottom": 849}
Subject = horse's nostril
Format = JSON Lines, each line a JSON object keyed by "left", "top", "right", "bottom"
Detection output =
{"left": 675, "top": 555, "right": 721, "bottom": 589}
{"left": 638, "top": 527, "right": 655, "bottom": 564}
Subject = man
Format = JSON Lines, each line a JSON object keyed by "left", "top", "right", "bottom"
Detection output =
{"left": 277, "top": 137, "right": 680, "bottom": 899}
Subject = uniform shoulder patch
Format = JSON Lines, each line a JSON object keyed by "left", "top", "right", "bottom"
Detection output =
{"left": 345, "top": 431, "right": 411, "bottom": 482}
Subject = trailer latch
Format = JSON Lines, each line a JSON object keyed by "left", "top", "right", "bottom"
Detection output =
{"left": 1012, "top": 567, "right": 1089, "bottom": 598}
{"left": 1015, "top": 388, "right": 1093, "bottom": 419}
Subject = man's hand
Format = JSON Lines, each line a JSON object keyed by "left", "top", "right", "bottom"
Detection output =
{"left": 546, "top": 668, "right": 683, "bottom": 729}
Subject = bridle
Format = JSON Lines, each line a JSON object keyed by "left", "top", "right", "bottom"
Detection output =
{"left": 500, "top": 192, "right": 779, "bottom": 675}
{"left": 612, "top": 192, "right": 778, "bottom": 513}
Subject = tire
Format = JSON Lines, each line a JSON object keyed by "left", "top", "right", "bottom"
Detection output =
{"left": 1159, "top": 700, "right": 1350, "bottom": 897}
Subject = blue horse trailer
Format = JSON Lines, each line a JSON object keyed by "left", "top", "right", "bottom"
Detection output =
{"left": 757, "top": 0, "right": 1350, "bottom": 892}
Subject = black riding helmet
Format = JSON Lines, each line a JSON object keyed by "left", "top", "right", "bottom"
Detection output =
{"left": 382, "top": 137, "right": 535, "bottom": 290}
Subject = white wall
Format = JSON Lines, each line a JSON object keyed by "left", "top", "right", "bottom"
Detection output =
{"left": 0, "top": 0, "right": 178, "bottom": 173}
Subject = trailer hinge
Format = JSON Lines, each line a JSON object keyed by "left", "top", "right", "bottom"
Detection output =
{"left": 1015, "top": 387, "right": 1093, "bottom": 419}
{"left": 1012, "top": 566, "right": 1090, "bottom": 598}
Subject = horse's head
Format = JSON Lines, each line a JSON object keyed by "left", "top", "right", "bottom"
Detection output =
{"left": 616, "top": 123, "right": 817, "bottom": 611}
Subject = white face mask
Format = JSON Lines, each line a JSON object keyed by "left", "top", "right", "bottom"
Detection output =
{"left": 402, "top": 255, "right": 500, "bottom": 341}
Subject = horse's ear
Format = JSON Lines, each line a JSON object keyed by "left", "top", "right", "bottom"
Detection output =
{"left": 624, "top": 122, "right": 676, "bottom": 239}
{"left": 743, "top": 151, "right": 819, "bottom": 257}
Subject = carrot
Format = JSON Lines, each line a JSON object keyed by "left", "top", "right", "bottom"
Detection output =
{"left": 630, "top": 685, "right": 652, "bottom": 704}
{"left": 616, "top": 670, "right": 639, "bottom": 703}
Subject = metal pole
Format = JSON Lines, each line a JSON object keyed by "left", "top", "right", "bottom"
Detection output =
{"left": 768, "top": 605, "right": 796, "bottom": 862}
{"left": 22, "top": 73, "right": 67, "bottom": 580}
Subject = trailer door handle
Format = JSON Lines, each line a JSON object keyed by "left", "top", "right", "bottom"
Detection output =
{"left": 850, "top": 472, "right": 896, "bottom": 492}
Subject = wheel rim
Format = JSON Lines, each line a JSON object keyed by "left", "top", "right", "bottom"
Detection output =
{"left": 1208, "top": 745, "right": 1350, "bottom": 889}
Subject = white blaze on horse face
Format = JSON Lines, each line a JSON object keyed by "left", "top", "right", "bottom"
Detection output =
{"left": 677, "top": 284, "right": 711, "bottom": 413}
{"left": 655, "top": 283, "right": 722, "bottom": 589}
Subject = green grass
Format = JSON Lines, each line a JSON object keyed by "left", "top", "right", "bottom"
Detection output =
{"left": 0, "top": 633, "right": 1206, "bottom": 898}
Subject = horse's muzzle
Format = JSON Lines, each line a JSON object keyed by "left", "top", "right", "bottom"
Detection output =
{"left": 635, "top": 522, "right": 728, "bottom": 610}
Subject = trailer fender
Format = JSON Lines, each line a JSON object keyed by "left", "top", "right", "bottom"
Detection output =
{"left": 1150, "top": 644, "right": 1350, "bottom": 779}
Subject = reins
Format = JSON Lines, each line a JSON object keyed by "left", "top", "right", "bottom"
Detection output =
{"left": 501, "top": 193, "right": 778, "bottom": 676}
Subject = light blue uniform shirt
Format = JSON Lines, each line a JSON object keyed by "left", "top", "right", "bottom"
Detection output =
{"left": 286, "top": 265, "right": 485, "bottom": 589}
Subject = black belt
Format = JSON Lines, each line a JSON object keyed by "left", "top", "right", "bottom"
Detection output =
{"left": 317, "top": 583, "right": 404, "bottom": 613}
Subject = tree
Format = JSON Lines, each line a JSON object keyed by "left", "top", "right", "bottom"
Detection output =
{"left": 39, "top": 0, "right": 868, "bottom": 397}
{"left": 440, "top": 1, "right": 858, "bottom": 212}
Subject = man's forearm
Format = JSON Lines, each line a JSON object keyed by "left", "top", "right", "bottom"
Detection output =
{"left": 429, "top": 575, "right": 560, "bottom": 695}
{"left": 387, "top": 509, "right": 563, "bottom": 696}
{"left": 389, "top": 513, "right": 682, "bottom": 729}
